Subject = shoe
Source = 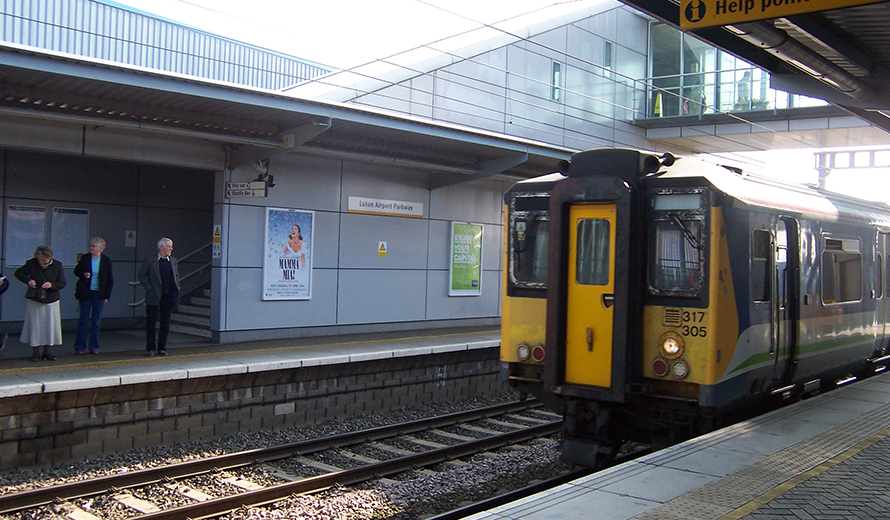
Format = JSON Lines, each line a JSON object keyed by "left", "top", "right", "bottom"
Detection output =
{"left": 146, "top": 350, "right": 155, "bottom": 357}
{"left": 158, "top": 350, "right": 167, "bottom": 356}
{"left": 41, "top": 353, "right": 57, "bottom": 361}
{"left": 75, "top": 350, "right": 85, "bottom": 355}
{"left": 0, "top": 332, "right": 6, "bottom": 352}
{"left": 89, "top": 350, "right": 99, "bottom": 355}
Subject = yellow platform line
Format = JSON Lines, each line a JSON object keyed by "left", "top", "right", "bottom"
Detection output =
{"left": 718, "top": 427, "right": 890, "bottom": 520}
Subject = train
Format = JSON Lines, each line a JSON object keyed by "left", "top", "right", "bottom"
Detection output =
{"left": 500, "top": 148, "right": 890, "bottom": 467}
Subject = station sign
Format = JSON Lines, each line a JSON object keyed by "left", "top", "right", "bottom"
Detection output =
{"left": 225, "top": 181, "right": 267, "bottom": 198}
{"left": 680, "top": 0, "right": 886, "bottom": 30}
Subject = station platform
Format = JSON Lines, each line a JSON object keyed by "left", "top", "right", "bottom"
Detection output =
{"left": 467, "top": 368, "right": 890, "bottom": 520}
{"left": 0, "top": 325, "right": 500, "bottom": 398}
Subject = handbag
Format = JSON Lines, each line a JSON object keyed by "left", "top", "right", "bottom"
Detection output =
{"left": 25, "top": 286, "right": 46, "bottom": 303}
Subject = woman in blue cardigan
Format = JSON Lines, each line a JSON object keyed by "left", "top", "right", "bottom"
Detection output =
{"left": 73, "top": 237, "right": 114, "bottom": 354}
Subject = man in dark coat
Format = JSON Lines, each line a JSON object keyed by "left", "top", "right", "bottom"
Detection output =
{"left": 138, "top": 237, "right": 180, "bottom": 356}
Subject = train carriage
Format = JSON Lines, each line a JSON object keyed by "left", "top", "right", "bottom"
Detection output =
{"left": 500, "top": 148, "right": 890, "bottom": 467}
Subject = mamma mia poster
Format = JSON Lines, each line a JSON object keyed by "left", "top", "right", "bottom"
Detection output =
{"left": 263, "top": 207, "right": 314, "bottom": 300}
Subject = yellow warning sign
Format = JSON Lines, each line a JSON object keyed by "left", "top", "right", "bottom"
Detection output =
{"left": 213, "top": 225, "right": 221, "bottom": 243}
{"left": 378, "top": 241, "right": 387, "bottom": 258}
{"left": 680, "top": 0, "right": 886, "bottom": 30}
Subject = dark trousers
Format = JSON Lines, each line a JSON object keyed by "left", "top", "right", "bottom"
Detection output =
{"left": 146, "top": 294, "right": 174, "bottom": 351}
{"left": 75, "top": 291, "right": 105, "bottom": 352}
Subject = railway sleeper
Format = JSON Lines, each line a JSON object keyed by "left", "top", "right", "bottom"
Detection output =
{"left": 53, "top": 501, "right": 102, "bottom": 520}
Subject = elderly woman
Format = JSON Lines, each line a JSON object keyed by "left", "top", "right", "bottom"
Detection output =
{"left": 74, "top": 237, "right": 113, "bottom": 354}
{"left": 15, "top": 245, "right": 66, "bottom": 361}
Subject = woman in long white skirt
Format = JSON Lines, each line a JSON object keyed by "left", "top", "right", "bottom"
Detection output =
{"left": 15, "top": 245, "right": 66, "bottom": 361}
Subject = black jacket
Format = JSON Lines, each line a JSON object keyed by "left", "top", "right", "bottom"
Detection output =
{"left": 74, "top": 253, "right": 114, "bottom": 301}
{"left": 15, "top": 258, "right": 66, "bottom": 304}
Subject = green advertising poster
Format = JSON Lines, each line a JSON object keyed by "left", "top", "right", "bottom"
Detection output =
{"left": 449, "top": 222, "right": 483, "bottom": 296}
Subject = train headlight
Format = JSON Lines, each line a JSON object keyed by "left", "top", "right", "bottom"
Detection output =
{"left": 671, "top": 361, "right": 689, "bottom": 379}
{"left": 531, "top": 345, "right": 546, "bottom": 362}
{"left": 659, "top": 332, "right": 684, "bottom": 359}
{"left": 517, "top": 343, "right": 530, "bottom": 361}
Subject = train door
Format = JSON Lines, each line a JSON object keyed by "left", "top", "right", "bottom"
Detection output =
{"left": 564, "top": 204, "right": 616, "bottom": 388}
{"left": 772, "top": 217, "right": 799, "bottom": 387}
{"left": 874, "top": 233, "right": 890, "bottom": 353}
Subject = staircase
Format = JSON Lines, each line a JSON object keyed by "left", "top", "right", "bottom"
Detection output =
{"left": 169, "top": 288, "right": 212, "bottom": 338}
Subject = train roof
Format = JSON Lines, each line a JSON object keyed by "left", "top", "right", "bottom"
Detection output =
{"left": 659, "top": 154, "right": 890, "bottom": 228}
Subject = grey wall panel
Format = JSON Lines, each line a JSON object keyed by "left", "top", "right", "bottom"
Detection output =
{"left": 222, "top": 204, "right": 265, "bottom": 268}
{"left": 409, "top": 74, "right": 435, "bottom": 119}
{"left": 615, "top": 46, "right": 647, "bottom": 90}
{"left": 262, "top": 154, "right": 343, "bottom": 212}
{"left": 355, "top": 83, "right": 415, "bottom": 114}
{"left": 85, "top": 128, "right": 225, "bottom": 170}
{"left": 428, "top": 179, "right": 503, "bottom": 224}
{"left": 337, "top": 269, "right": 426, "bottom": 324}
{"left": 135, "top": 206, "right": 212, "bottom": 264}
{"left": 0, "top": 117, "right": 83, "bottom": 156}
{"left": 574, "top": 4, "right": 619, "bottom": 44}
{"left": 338, "top": 213, "right": 429, "bottom": 269}
{"left": 427, "top": 220, "right": 451, "bottom": 271}
{"left": 222, "top": 267, "right": 338, "bottom": 330}
{"left": 5, "top": 151, "right": 140, "bottom": 204}
{"left": 225, "top": 204, "right": 340, "bottom": 270}
{"left": 310, "top": 211, "right": 341, "bottom": 269}
{"left": 138, "top": 165, "right": 214, "bottom": 211}
{"left": 483, "top": 224, "right": 503, "bottom": 273}
{"left": 529, "top": 26, "right": 568, "bottom": 59}
{"left": 80, "top": 203, "right": 140, "bottom": 263}
{"left": 616, "top": 8, "right": 649, "bottom": 54}
{"left": 425, "top": 270, "right": 501, "bottom": 319}
{"left": 340, "top": 161, "right": 429, "bottom": 214}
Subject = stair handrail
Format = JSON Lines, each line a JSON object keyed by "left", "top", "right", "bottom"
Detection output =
{"left": 128, "top": 242, "right": 213, "bottom": 307}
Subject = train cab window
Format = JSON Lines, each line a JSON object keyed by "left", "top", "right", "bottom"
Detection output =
{"left": 822, "top": 238, "right": 861, "bottom": 304}
{"left": 752, "top": 230, "right": 771, "bottom": 302}
{"left": 649, "top": 217, "right": 702, "bottom": 292}
{"left": 878, "top": 254, "right": 883, "bottom": 299}
{"left": 576, "top": 219, "right": 610, "bottom": 285}
{"left": 511, "top": 217, "right": 549, "bottom": 284}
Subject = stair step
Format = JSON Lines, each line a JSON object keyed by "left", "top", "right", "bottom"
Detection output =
{"left": 171, "top": 314, "right": 210, "bottom": 327}
{"left": 169, "top": 323, "right": 212, "bottom": 338}
{"left": 190, "top": 296, "right": 211, "bottom": 307}
{"left": 177, "top": 304, "right": 210, "bottom": 316}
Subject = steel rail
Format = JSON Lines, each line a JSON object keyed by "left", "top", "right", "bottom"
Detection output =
{"left": 0, "top": 400, "right": 547, "bottom": 514}
{"left": 136, "top": 421, "right": 562, "bottom": 520}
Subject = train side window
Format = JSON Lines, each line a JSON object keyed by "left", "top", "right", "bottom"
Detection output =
{"left": 878, "top": 253, "right": 883, "bottom": 299}
{"left": 576, "top": 218, "right": 610, "bottom": 285}
{"left": 752, "top": 230, "right": 771, "bottom": 302}
{"left": 822, "top": 239, "right": 861, "bottom": 304}
{"left": 886, "top": 255, "right": 890, "bottom": 296}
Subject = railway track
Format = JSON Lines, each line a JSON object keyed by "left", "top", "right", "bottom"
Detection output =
{"left": 0, "top": 400, "right": 562, "bottom": 519}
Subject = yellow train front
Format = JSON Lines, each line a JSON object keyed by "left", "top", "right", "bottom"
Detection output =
{"left": 505, "top": 148, "right": 890, "bottom": 468}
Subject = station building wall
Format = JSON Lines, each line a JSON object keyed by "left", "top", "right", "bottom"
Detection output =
{"left": 213, "top": 153, "right": 505, "bottom": 342}
{"left": 344, "top": 4, "right": 652, "bottom": 152}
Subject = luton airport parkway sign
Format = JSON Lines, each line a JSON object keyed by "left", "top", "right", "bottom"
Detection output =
{"left": 680, "top": 0, "right": 886, "bottom": 30}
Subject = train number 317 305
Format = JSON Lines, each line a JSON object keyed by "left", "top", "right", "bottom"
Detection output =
{"left": 681, "top": 311, "right": 707, "bottom": 337}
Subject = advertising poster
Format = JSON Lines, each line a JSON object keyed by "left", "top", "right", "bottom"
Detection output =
{"left": 449, "top": 222, "right": 483, "bottom": 296}
{"left": 263, "top": 207, "right": 314, "bottom": 300}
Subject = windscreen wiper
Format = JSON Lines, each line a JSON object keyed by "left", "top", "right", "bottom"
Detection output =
{"left": 670, "top": 214, "right": 700, "bottom": 249}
